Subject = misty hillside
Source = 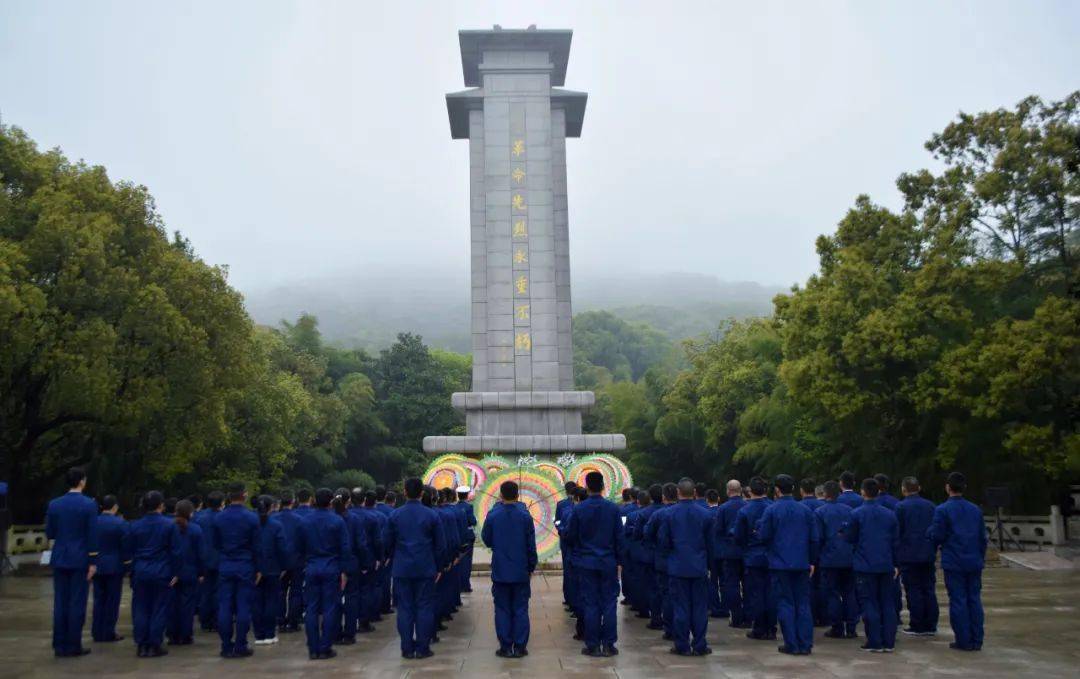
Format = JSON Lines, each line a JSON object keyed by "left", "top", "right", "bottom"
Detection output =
{"left": 242, "top": 272, "right": 784, "bottom": 352}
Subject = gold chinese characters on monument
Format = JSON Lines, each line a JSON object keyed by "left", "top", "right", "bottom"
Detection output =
{"left": 512, "top": 139, "right": 525, "bottom": 157}
{"left": 515, "top": 332, "right": 532, "bottom": 351}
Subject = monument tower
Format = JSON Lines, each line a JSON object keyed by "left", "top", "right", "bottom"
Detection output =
{"left": 423, "top": 26, "right": 626, "bottom": 457}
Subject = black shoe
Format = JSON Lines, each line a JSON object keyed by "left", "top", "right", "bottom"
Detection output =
{"left": 662, "top": 632, "right": 673, "bottom": 640}
{"left": 356, "top": 622, "right": 375, "bottom": 634}
{"left": 823, "top": 629, "right": 847, "bottom": 638}
{"left": 949, "top": 642, "right": 974, "bottom": 651}
{"left": 861, "top": 644, "right": 884, "bottom": 653}
{"left": 147, "top": 646, "right": 168, "bottom": 658}
{"left": 668, "top": 647, "right": 693, "bottom": 656}
{"left": 581, "top": 647, "right": 603, "bottom": 657}
{"left": 603, "top": 645, "right": 619, "bottom": 656}
{"left": 572, "top": 632, "right": 583, "bottom": 641}
{"left": 844, "top": 631, "right": 859, "bottom": 639}
{"left": 778, "top": 645, "right": 797, "bottom": 655}
{"left": 496, "top": 648, "right": 514, "bottom": 658}
{"left": 414, "top": 649, "right": 434, "bottom": 659}
{"left": 231, "top": 647, "right": 253, "bottom": 658}
{"left": 430, "top": 635, "right": 440, "bottom": 644}
{"left": 515, "top": 646, "right": 529, "bottom": 657}
{"left": 371, "top": 615, "right": 383, "bottom": 623}
{"left": 437, "top": 623, "right": 448, "bottom": 631}
{"left": 99, "top": 635, "right": 123, "bottom": 643}
{"left": 325, "top": 649, "right": 338, "bottom": 659}
{"left": 731, "top": 621, "right": 753, "bottom": 629}
{"left": 694, "top": 646, "right": 713, "bottom": 656}
{"left": 710, "top": 612, "right": 725, "bottom": 618}
{"left": 136, "top": 646, "right": 147, "bottom": 658}
{"left": 337, "top": 636, "right": 356, "bottom": 645}
{"left": 647, "top": 621, "right": 665, "bottom": 630}
{"left": 635, "top": 612, "right": 651, "bottom": 619}
{"left": 309, "top": 652, "right": 322, "bottom": 660}
{"left": 167, "top": 638, "right": 180, "bottom": 646}
{"left": 401, "top": 651, "right": 415, "bottom": 660}
{"left": 219, "top": 650, "right": 234, "bottom": 658}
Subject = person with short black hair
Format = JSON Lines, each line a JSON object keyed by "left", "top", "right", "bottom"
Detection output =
{"left": 645, "top": 482, "right": 680, "bottom": 639}
{"left": 838, "top": 472, "right": 863, "bottom": 509}
{"left": 91, "top": 494, "right": 128, "bottom": 644}
{"left": 896, "top": 477, "right": 939, "bottom": 637}
{"left": 817, "top": 480, "right": 858, "bottom": 640}
{"left": 704, "top": 488, "right": 724, "bottom": 620}
{"left": 385, "top": 478, "right": 446, "bottom": 659}
{"left": 167, "top": 498, "right": 202, "bottom": 646}
{"left": 757, "top": 475, "right": 820, "bottom": 655}
{"left": 715, "top": 480, "right": 748, "bottom": 629}
{"left": 621, "top": 488, "right": 647, "bottom": 616}
{"left": 187, "top": 495, "right": 203, "bottom": 512}
{"left": 734, "top": 477, "right": 776, "bottom": 641}
{"left": 273, "top": 490, "right": 302, "bottom": 633}
{"left": 210, "top": 482, "right": 260, "bottom": 658}
{"left": 556, "top": 481, "right": 578, "bottom": 609}
{"left": 129, "top": 491, "right": 182, "bottom": 658}
{"left": 875, "top": 474, "right": 899, "bottom": 511}
{"left": 46, "top": 467, "right": 99, "bottom": 658}
{"left": 375, "top": 486, "right": 397, "bottom": 615}
{"left": 797, "top": 478, "right": 825, "bottom": 626}
{"left": 195, "top": 491, "right": 225, "bottom": 632}
{"left": 564, "top": 471, "right": 623, "bottom": 657}
{"left": 294, "top": 488, "right": 348, "bottom": 660}
{"left": 455, "top": 485, "right": 478, "bottom": 594}
{"left": 433, "top": 487, "right": 463, "bottom": 629}
{"left": 929, "top": 472, "right": 987, "bottom": 651}
{"left": 359, "top": 490, "right": 389, "bottom": 626}
{"left": 631, "top": 485, "right": 664, "bottom": 629}
{"left": 482, "top": 480, "right": 538, "bottom": 658}
{"left": 657, "top": 478, "right": 714, "bottom": 656}
{"left": 694, "top": 482, "right": 708, "bottom": 507}
{"left": 334, "top": 488, "right": 369, "bottom": 646}
{"left": 253, "top": 495, "right": 290, "bottom": 647}
{"left": 846, "top": 478, "right": 900, "bottom": 652}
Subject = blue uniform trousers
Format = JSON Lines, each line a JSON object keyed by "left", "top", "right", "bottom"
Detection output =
{"left": 578, "top": 566, "right": 618, "bottom": 650}
{"left": 560, "top": 548, "right": 571, "bottom": 604}
{"left": 461, "top": 544, "right": 474, "bottom": 592}
{"left": 670, "top": 575, "right": 709, "bottom": 654}
{"left": 821, "top": 567, "right": 858, "bottom": 635}
{"left": 393, "top": 576, "right": 435, "bottom": 655}
{"left": 944, "top": 570, "right": 983, "bottom": 650}
{"left": 304, "top": 571, "right": 340, "bottom": 655}
{"left": 708, "top": 559, "right": 725, "bottom": 616}
{"left": 900, "top": 563, "right": 939, "bottom": 633}
{"left": 744, "top": 566, "right": 776, "bottom": 637}
{"left": 655, "top": 571, "right": 673, "bottom": 634}
{"left": 341, "top": 570, "right": 361, "bottom": 638}
{"left": 721, "top": 558, "right": 745, "bottom": 625}
{"left": 281, "top": 567, "right": 304, "bottom": 627}
{"left": 198, "top": 570, "right": 218, "bottom": 630}
{"left": 363, "top": 569, "right": 381, "bottom": 624}
{"left": 217, "top": 572, "right": 254, "bottom": 654}
{"left": 52, "top": 567, "right": 90, "bottom": 654}
{"left": 167, "top": 580, "right": 198, "bottom": 642}
{"left": 133, "top": 578, "right": 173, "bottom": 649}
{"left": 91, "top": 573, "right": 124, "bottom": 642}
{"left": 380, "top": 567, "right": 393, "bottom": 614}
{"left": 771, "top": 570, "right": 813, "bottom": 653}
{"left": 253, "top": 577, "right": 281, "bottom": 641}
{"left": 492, "top": 581, "right": 531, "bottom": 651}
{"left": 855, "top": 571, "right": 898, "bottom": 650}
{"left": 811, "top": 567, "right": 826, "bottom": 624}
{"left": 647, "top": 566, "right": 664, "bottom": 625}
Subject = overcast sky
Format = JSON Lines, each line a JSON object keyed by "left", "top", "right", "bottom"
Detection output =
{"left": 2, "top": 1, "right": 1077, "bottom": 293}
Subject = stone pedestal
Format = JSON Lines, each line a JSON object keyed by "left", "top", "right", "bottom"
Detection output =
{"left": 423, "top": 26, "right": 624, "bottom": 457}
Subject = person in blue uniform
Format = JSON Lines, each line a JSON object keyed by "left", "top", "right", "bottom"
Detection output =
{"left": 375, "top": 486, "right": 396, "bottom": 616}
{"left": 482, "top": 481, "right": 538, "bottom": 658}
{"left": 618, "top": 487, "right": 637, "bottom": 607}
{"left": 128, "top": 490, "right": 182, "bottom": 658}
{"left": 446, "top": 487, "right": 469, "bottom": 617}
{"left": 46, "top": 467, "right": 99, "bottom": 658}
{"left": 360, "top": 490, "right": 389, "bottom": 626}
{"left": 875, "top": 474, "right": 900, "bottom": 511}
{"left": 623, "top": 489, "right": 649, "bottom": 618}
{"left": 798, "top": 478, "right": 826, "bottom": 626}
{"left": 294, "top": 487, "right": 348, "bottom": 660}
{"left": 715, "top": 480, "right": 747, "bottom": 629}
{"left": 631, "top": 486, "right": 663, "bottom": 627}
{"left": 456, "top": 486, "right": 477, "bottom": 594}
{"left": 705, "top": 488, "right": 725, "bottom": 619}
{"left": 211, "top": 482, "right": 261, "bottom": 658}
{"left": 431, "top": 488, "right": 458, "bottom": 630}
{"left": 895, "top": 476, "right": 938, "bottom": 636}
{"left": 837, "top": 472, "right": 863, "bottom": 509}
{"left": 194, "top": 491, "right": 223, "bottom": 632}
{"left": 846, "top": 478, "right": 900, "bottom": 652}
{"left": 644, "top": 483, "right": 678, "bottom": 639}
{"left": 333, "top": 488, "right": 368, "bottom": 646}
{"left": 253, "top": 495, "right": 290, "bottom": 646}
{"left": 657, "top": 478, "right": 714, "bottom": 656}
{"left": 565, "top": 486, "right": 589, "bottom": 642}
{"left": 555, "top": 481, "right": 577, "bottom": 609}
{"left": 733, "top": 477, "right": 775, "bottom": 641}
{"left": 816, "top": 481, "right": 858, "bottom": 639}
{"left": 928, "top": 472, "right": 987, "bottom": 652}
{"left": 385, "top": 478, "right": 445, "bottom": 659}
{"left": 757, "top": 474, "right": 820, "bottom": 656}
{"left": 91, "top": 494, "right": 128, "bottom": 644}
{"left": 166, "top": 499, "right": 202, "bottom": 646}
{"left": 564, "top": 471, "right": 623, "bottom": 657}
{"left": 288, "top": 488, "right": 315, "bottom": 632}
{"left": 349, "top": 488, "right": 380, "bottom": 634}
{"left": 273, "top": 490, "right": 302, "bottom": 634}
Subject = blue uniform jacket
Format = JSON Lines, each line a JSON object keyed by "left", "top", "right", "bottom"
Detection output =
{"left": 564, "top": 495, "right": 623, "bottom": 571}
{"left": 895, "top": 495, "right": 936, "bottom": 564}
{"left": 644, "top": 504, "right": 673, "bottom": 572}
{"left": 757, "top": 496, "right": 820, "bottom": 571}
{"left": 801, "top": 497, "right": 825, "bottom": 512}
{"left": 457, "top": 501, "right": 477, "bottom": 543}
{"left": 837, "top": 490, "right": 863, "bottom": 509}
{"left": 815, "top": 501, "right": 854, "bottom": 568}
{"left": 386, "top": 500, "right": 445, "bottom": 579}
{"left": 928, "top": 496, "right": 987, "bottom": 572}
{"left": 375, "top": 503, "right": 394, "bottom": 517}
{"left": 348, "top": 507, "right": 379, "bottom": 570}
{"left": 193, "top": 509, "right": 220, "bottom": 571}
{"left": 337, "top": 511, "right": 362, "bottom": 573}
{"left": 846, "top": 498, "right": 900, "bottom": 574}
{"left": 437, "top": 505, "right": 460, "bottom": 568}
{"left": 295, "top": 507, "right": 349, "bottom": 576}
{"left": 555, "top": 497, "right": 574, "bottom": 546}
{"left": 273, "top": 508, "right": 302, "bottom": 571}
{"left": 176, "top": 521, "right": 203, "bottom": 583}
{"left": 714, "top": 497, "right": 745, "bottom": 560}
{"left": 878, "top": 493, "right": 900, "bottom": 511}
{"left": 94, "top": 513, "right": 129, "bottom": 575}
{"left": 354, "top": 507, "right": 385, "bottom": 564}
{"left": 211, "top": 504, "right": 260, "bottom": 577}
{"left": 482, "top": 503, "right": 538, "bottom": 583}
{"left": 620, "top": 502, "right": 637, "bottom": 517}
{"left": 657, "top": 499, "right": 712, "bottom": 578}
{"left": 45, "top": 492, "right": 99, "bottom": 570}
{"left": 256, "top": 517, "right": 291, "bottom": 577}
{"left": 732, "top": 497, "right": 772, "bottom": 568}
{"left": 128, "top": 513, "right": 182, "bottom": 582}
{"left": 632, "top": 503, "right": 661, "bottom": 565}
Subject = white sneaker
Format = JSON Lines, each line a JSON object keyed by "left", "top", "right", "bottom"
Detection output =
{"left": 269, "top": 637, "right": 279, "bottom": 645}
{"left": 254, "top": 639, "right": 270, "bottom": 646}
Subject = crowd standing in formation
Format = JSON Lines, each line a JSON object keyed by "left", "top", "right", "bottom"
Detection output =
{"left": 44, "top": 464, "right": 987, "bottom": 661}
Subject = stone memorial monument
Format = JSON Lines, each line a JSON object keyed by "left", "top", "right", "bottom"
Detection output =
{"left": 423, "top": 26, "right": 626, "bottom": 457}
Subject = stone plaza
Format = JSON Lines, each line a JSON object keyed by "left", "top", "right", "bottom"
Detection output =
{"left": 0, "top": 567, "right": 1078, "bottom": 678}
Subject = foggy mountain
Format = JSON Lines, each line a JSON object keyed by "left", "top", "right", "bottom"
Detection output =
{"left": 242, "top": 271, "right": 783, "bottom": 353}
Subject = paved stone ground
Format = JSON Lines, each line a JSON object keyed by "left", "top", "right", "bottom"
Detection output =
{"left": 0, "top": 568, "right": 1077, "bottom": 678}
